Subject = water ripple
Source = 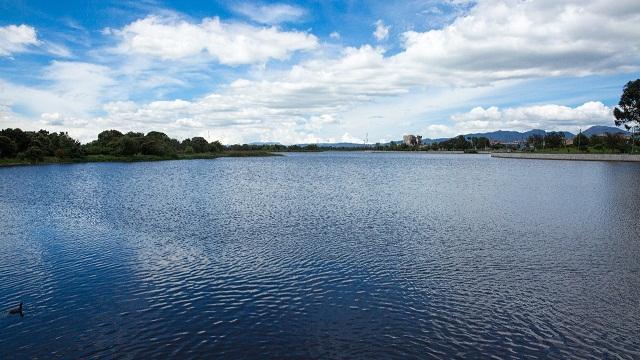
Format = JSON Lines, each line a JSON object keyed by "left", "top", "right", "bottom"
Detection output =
{"left": 0, "top": 154, "right": 639, "bottom": 359}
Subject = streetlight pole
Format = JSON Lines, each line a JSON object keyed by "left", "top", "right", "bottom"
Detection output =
{"left": 577, "top": 128, "right": 581, "bottom": 152}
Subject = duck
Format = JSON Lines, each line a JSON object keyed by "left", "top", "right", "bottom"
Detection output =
{"left": 8, "top": 302, "right": 23, "bottom": 317}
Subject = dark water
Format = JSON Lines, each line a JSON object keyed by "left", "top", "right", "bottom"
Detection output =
{"left": 1, "top": 152, "right": 639, "bottom": 359}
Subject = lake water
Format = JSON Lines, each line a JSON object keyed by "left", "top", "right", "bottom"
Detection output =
{"left": 0, "top": 152, "right": 639, "bottom": 359}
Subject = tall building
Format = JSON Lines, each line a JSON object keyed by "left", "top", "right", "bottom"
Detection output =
{"left": 403, "top": 134, "right": 422, "bottom": 146}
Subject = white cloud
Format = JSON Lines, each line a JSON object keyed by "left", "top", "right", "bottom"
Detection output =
{"left": 0, "top": 61, "right": 115, "bottom": 136}
{"left": 329, "top": 31, "right": 340, "bottom": 40}
{"left": 233, "top": 3, "right": 306, "bottom": 24}
{"left": 0, "top": 105, "right": 38, "bottom": 133}
{"left": 0, "top": 24, "right": 39, "bottom": 56}
{"left": 397, "top": 0, "right": 640, "bottom": 81}
{"left": 173, "top": 118, "right": 203, "bottom": 128}
{"left": 373, "top": 20, "right": 389, "bottom": 41}
{"left": 304, "top": 114, "right": 339, "bottom": 130}
{"left": 40, "top": 112, "right": 64, "bottom": 125}
{"left": 2, "top": 0, "right": 640, "bottom": 144}
{"left": 113, "top": 15, "right": 318, "bottom": 65}
{"left": 0, "top": 105, "right": 17, "bottom": 125}
{"left": 425, "top": 124, "right": 453, "bottom": 138}
{"left": 157, "top": 0, "right": 639, "bottom": 138}
{"left": 39, "top": 112, "right": 88, "bottom": 127}
{"left": 445, "top": 101, "right": 613, "bottom": 135}
{"left": 0, "top": 24, "right": 74, "bottom": 58}
{"left": 43, "top": 42, "right": 72, "bottom": 58}
{"left": 42, "top": 61, "right": 115, "bottom": 113}
{"left": 446, "top": 0, "right": 476, "bottom": 4}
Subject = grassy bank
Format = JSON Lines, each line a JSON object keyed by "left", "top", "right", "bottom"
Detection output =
{"left": 491, "top": 152, "right": 640, "bottom": 162}
{"left": 499, "top": 146, "right": 640, "bottom": 155}
{"left": 0, "top": 151, "right": 277, "bottom": 167}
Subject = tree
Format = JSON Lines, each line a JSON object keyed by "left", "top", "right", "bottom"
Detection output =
{"left": 209, "top": 140, "right": 224, "bottom": 152}
{"left": 0, "top": 128, "right": 30, "bottom": 152}
{"left": 0, "top": 136, "right": 17, "bottom": 158}
{"left": 470, "top": 137, "right": 479, "bottom": 149}
{"left": 573, "top": 132, "right": 590, "bottom": 151}
{"left": 24, "top": 146, "right": 44, "bottom": 162}
{"left": 477, "top": 137, "right": 491, "bottom": 150}
{"left": 527, "top": 134, "right": 544, "bottom": 149}
{"left": 145, "top": 131, "right": 170, "bottom": 140}
{"left": 140, "top": 138, "right": 174, "bottom": 156}
{"left": 51, "top": 132, "right": 83, "bottom": 158}
{"left": 190, "top": 137, "right": 209, "bottom": 153}
{"left": 97, "top": 130, "right": 123, "bottom": 144}
{"left": 544, "top": 132, "right": 565, "bottom": 148}
{"left": 113, "top": 136, "right": 139, "bottom": 156}
{"left": 31, "top": 132, "right": 52, "bottom": 155}
{"left": 437, "top": 135, "right": 470, "bottom": 151}
{"left": 613, "top": 79, "right": 640, "bottom": 131}
{"left": 603, "top": 132, "right": 627, "bottom": 152}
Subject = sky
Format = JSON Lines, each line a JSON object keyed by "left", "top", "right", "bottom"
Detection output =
{"left": 0, "top": 0, "right": 639, "bottom": 144}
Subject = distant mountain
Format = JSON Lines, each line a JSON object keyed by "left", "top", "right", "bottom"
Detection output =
{"left": 462, "top": 129, "right": 574, "bottom": 142}
{"left": 432, "top": 125, "right": 630, "bottom": 143}
{"left": 413, "top": 125, "right": 629, "bottom": 144}
{"left": 581, "top": 126, "right": 629, "bottom": 137}
{"left": 252, "top": 125, "right": 631, "bottom": 148}
{"left": 316, "top": 142, "right": 366, "bottom": 148}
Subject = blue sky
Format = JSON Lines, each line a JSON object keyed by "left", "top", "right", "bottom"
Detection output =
{"left": 0, "top": 0, "right": 639, "bottom": 143}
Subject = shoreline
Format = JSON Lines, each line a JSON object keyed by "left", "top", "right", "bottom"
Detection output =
{"left": 491, "top": 152, "right": 640, "bottom": 162}
{"left": 0, "top": 151, "right": 278, "bottom": 168}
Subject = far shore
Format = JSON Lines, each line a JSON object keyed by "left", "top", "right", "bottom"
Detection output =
{"left": 491, "top": 152, "right": 640, "bottom": 162}
{"left": 5, "top": 149, "right": 640, "bottom": 168}
{"left": 0, "top": 151, "right": 278, "bottom": 168}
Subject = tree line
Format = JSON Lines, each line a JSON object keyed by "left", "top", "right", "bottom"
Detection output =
{"left": 0, "top": 128, "right": 229, "bottom": 162}
{"left": 526, "top": 131, "right": 633, "bottom": 152}
{"left": 368, "top": 136, "right": 492, "bottom": 152}
{"left": 83, "top": 130, "right": 225, "bottom": 157}
{"left": 0, "top": 128, "right": 84, "bottom": 160}
{"left": 0, "top": 128, "right": 328, "bottom": 163}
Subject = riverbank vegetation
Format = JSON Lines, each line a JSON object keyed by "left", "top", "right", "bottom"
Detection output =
{"left": 523, "top": 132, "right": 640, "bottom": 154}
{"left": 0, "top": 128, "right": 274, "bottom": 166}
{"left": 3, "top": 127, "right": 637, "bottom": 167}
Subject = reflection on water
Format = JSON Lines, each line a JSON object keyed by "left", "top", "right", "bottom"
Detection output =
{"left": 1, "top": 153, "right": 639, "bottom": 359}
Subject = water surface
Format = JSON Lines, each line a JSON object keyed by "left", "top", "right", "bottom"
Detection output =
{"left": 1, "top": 153, "right": 639, "bottom": 359}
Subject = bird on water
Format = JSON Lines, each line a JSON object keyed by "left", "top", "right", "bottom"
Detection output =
{"left": 8, "top": 302, "right": 23, "bottom": 317}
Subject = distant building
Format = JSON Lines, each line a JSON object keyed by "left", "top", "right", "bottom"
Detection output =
{"left": 403, "top": 134, "right": 422, "bottom": 146}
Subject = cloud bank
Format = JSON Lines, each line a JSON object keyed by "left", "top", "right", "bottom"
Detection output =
{"left": 1, "top": 0, "right": 639, "bottom": 143}
{"left": 0, "top": 24, "right": 39, "bottom": 56}
{"left": 112, "top": 15, "right": 318, "bottom": 64}
{"left": 446, "top": 101, "right": 613, "bottom": 135}
{"left": 232, "top": 3, "right": 307, "bottom": 24}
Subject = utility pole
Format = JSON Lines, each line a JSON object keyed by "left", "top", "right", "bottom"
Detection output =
{"left": 577, "top": 128, "right": 581, "bottom": 151}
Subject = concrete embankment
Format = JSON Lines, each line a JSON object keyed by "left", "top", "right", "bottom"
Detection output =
{"left": 491, "top": 152, "right": 640, "bottom": 162}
